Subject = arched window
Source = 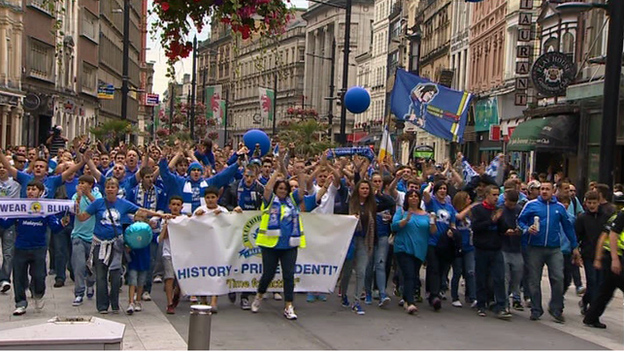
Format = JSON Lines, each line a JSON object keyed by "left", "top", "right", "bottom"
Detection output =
{"left": 543, "top": 37, "right": 559, "bottom": 53}
{"left": 562, "top": 32, "right": 575, "bottom": 56}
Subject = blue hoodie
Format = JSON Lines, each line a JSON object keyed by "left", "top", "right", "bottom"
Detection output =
{"left": 159, "top": 158, "right": 238, "bottom": 213}
{"left": 0, "top": 215, "right": 63, "bottom": 249}
{"left": 518, "top": 196, "right": 577, "bottom": 249}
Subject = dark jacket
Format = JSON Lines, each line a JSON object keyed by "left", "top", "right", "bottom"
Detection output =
{"left": 220, "top": 179, "right": 264, "bottom": 212}
{"left": 576, "top": 208, "right": 610, "bottom": 261}
{"left": 498, "top": 204, "right": 522, "bottom": 253}
{"left": 471, "top": 202, "right": 503, "bottom": 251}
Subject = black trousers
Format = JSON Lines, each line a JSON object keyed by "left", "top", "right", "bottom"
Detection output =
{"left": 257, "top": 247, "right": 298, "bottom": 302}
{"left": 584, "top": 255, "right": 624, "bottom": 323}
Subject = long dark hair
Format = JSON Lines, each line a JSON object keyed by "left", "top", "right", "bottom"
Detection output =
{"left": 350, "top": 180, "right": 377, "bottom": 215}
{"left": 273, "top": 179, "right": 292, "bottom": 198}
{"left": 403, "top": 189, "right": 422, "bottom": 211}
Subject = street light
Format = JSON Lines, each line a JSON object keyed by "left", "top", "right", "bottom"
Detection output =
{"left": 112, "top": 0, "right": 131, "bottom": 121}
{"left": 556, "top": 1, "right": 623, "bottom": 187}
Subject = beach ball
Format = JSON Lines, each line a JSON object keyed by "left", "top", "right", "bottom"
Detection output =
{"left": 124, "top": 222, "right": 152, "bottom": 250}
{"left": 243, "top": 129, "right": 271, "bottom": 157}
{"left": 344, "top": 87, "right": 371, "bottom": 114}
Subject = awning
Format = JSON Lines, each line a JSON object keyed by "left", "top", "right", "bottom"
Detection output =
{"left": 348, "top": 132, "right": 368, "bottom": 143}
{"left": 507, "top": 115, "right": 578, "bottom": 152}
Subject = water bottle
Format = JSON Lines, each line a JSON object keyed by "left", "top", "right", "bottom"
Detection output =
{"left": 533, "top": 216, "right": 540, "bottom": 232}
{"left": 429, "top": 212, "right": 436, "bottom": 225}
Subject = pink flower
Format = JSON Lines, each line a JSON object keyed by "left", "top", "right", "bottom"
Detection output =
{"left": 161, "top": 2, "right": 170, "bottom": 11}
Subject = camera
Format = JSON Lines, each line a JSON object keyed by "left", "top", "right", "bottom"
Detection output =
{"left": 51, "top": 125, "right": 61, "bottom": 136}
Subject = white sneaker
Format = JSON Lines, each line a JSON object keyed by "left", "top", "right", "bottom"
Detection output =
{"left": 134, "top": 302, "right": 142, "bottom": 312}
{"left": 0, "top": 281, "right": 10, "bottom": 293}
{"left": 153, "top": 276, "right": 163, "bottom": 284}
{"left": 126, "top": 303, "right": 135, "bottom": 315}
{"left": 72, "top": 296, "right": 84, "bottom": 306}
{"left": 452, "top": 300, "right": 463, "bottom": 308}
{"left": 470, "top": 301, "right": 478, "bottom": 308}
{"left": 34, "top": 298, "right": 45, "bottom": 310}
{"left": 284, "top": 305, "right": 298, "bottom": 320}
{"left": 273, "top": 293, "right": 283, "bottom": 301}
{"left": 142, "top": 292, "right": 152, "bottom": 301}
{"left": 251, "top": 296, "right": 262, "bottom": 313}
{"left": 13, "top": 306, "right": 26, "bottom": 316}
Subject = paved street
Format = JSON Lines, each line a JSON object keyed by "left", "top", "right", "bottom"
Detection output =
{"left": 0, "top": 269, "right": 621, "bottom": 350}
{"left": 151, "top": 271, "right": 624, "bottom": 350}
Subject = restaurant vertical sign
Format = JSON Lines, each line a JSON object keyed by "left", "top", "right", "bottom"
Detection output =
{"left": 515, "top": 0, "right": 534, "bottom": 106}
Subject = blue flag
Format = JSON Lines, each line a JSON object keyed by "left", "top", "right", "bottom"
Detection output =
{"left": 390, "top": 69, "right": 472, "bottom": 142}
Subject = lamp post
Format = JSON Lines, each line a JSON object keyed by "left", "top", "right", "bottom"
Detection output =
{"left": 556, "top": 1, "right": 621, "bottom": 187}
{"left": 121, "top": 0, "right": 130, "bottom": 120}
{"left": 190, "top": 36, "right": 198, "bottom": 141}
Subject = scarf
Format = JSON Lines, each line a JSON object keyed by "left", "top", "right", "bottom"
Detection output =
{"left": 482, "top": 200, "right": 496, "bottom": 211}
{"left": 355, "top": 205, "right": 376, "bottom": 255}
{"left": 136, "top": 184, "right": 157, "bottom": 211}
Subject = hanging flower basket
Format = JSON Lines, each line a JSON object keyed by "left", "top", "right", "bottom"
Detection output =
{"left": 151, "top": 0, "right": 292, "bottom": 67}
{"left": 156, "top": 128, "right": 170, "bottom": 138}
{"left": 207, "top": 131, "right": 219, "bottom": 140}
{"left": 206, "top": 118, "right": 217, "bottom": 126}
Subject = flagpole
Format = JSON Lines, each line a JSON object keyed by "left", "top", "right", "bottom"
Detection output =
{"left": 272, "top": 71, "right": 277, "bottom": 136}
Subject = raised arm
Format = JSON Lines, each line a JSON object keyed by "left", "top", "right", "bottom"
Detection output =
{"left": 62, "top": 158, "right": 86, "bottom": 182}
{"left": 263, "top": 171, "right": 279, "bottom": 202}
{"left": 0, "top": 149, "right": 17, "bottom": 179}
{"left": 83, "top": 150, "right": 102, "bottom": 182}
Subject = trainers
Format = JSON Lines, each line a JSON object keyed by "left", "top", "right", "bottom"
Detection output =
{"left": 351, "top": 302, "right": 365, "bottom": 315}
{"left": 439, "top": 291, "right": 447, "bottom": 300}
{"left": 477, "top": 309, "right": 486, "bottom": 317}
{"left": 341, "top": 295, "right": 350, "bottom": 308}
{"left": 284, "top": 305, "right": 298, "bottom": 320}
{"left": 134, "top": 302, "right": 142, "bottom": 312}
{"left": 53, "top": 280, "right": 64, "bottom": 288}
{"left": 497, "top": 310, "right": 512, "bottom": 320}
{"left": 142, "top": 292, "right": 152, "bottom": 301}
{"left": 166, "top": 304, "right": 176, "bottom": 314}
{"left": 378, "top": 295, "right": 391, "bottom": 307}
{"left": 307, "top": 293, "right": 316, "bottom": 303}
{"left": 153, "top": 276, "right": 163, "bottom": 284}
{"left": 548, "top": 309, "right": 565, "bottom": 324}
{"left": 398, "top": 299, "right": 405, "bottom": 307}
{"left": 251, "top": 296, "right": 262, "bottom": 313}
{"left": 228, "top": 292, "right": 236, "bottom": 303}
{"left": 431, "top": 297, "right": 442, "bottom": 311}
{"left": 470, "top": 300, "right": 478, "bottom": 309}
{"left": 0, "top": 281, "right": 10, "bottom": 293}
{"left": 364, "top": 293, "right": 372, "bottom": 305}
{"left": 86, "top": 286, "right": 94, "bottom": 299}
{"left": 13, "top": 306, "right": 26, "bottom": 315}
{"left": 34, "top": 298, "right": 45, "bottom": 310}
{"left": 126, "top": 303, "right": 135, "bottom": 315}
{"left": 72, "top": 296, "right": 84, "bottom": 306}
{"left": 512, "top": 301, "right": 524, "bottom": 311}
{"left": 452, "top": 300, "right": 463, "bottom": 308}
{"left": 241, "top": 297, "right": 251, "bottom": 310}
{"left": 317, "top": 294, "right": 327, "bottom": 302}
{"left": 407, "top": 304, "right": 418, "bottom": 314}
{"left": 273, "top": 293, "right": 283, "bottom": 301}
{"left": 576, "top": 286, "right": 586, "bottom": 296}
{"left": 98, "top": 310, "right": 109, "bottom": 314}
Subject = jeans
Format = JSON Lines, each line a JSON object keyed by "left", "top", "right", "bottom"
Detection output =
{"left": 395, "top": 252, "right": 422, "bottom": 305}
{"left": 71, "top": 237, "right": 95, "bottom": 297}
{"left": 582, "top": 258, "right": 604, "bottom": 308}
{"left": 425, "top": 245, "right": 449, "bottom": 303}
{"left": 584, "top": 255, "right": 624, "bottom": 323}
{"left": 451, "top": 250, "right": 476, "bottom": 302}
{"left": 475, "top": 249, "right": 507, "bottom": 312}
{"left": 13, "top": 247, "right": 47, "bottom": 308}
{"left": 94, "top": 251, "right": 121, "bottom": 312}
{"left": 53, "top": 225, "right": 73, "bottom": 282}
{"left": 563, "top": 253, "right": 583, "bottom": 295}
{"left": 365, "top": 236, "right": 390, "bottom": 296}
{"left": 144, "top": 240, "right": 164, "bottom": 293}
{"left": 503, "top": 251, "right": 524, "bottom": 302}
{"left": 0, "top": 226, "right": 15, "bottom": 283}
{"left": 340, "top": 237, "right": 370, "bottom": 302}
{"left": 521, "top": 248, "right": 532, "bottom": 301}
{"left": 257, "top": 247, "right": 298, "bottom": 302}
{"left": 526, "top": 246, "right": 565, "bottom": 317}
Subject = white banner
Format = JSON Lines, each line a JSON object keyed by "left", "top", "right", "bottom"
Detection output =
{"left": 0, "top": 198, "right": 74, "bottom": 218}
{"left": 168, "top": 212, "right": 358, "bottom": 296}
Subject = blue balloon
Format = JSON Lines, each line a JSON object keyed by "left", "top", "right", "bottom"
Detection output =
{"left": 124, "top": 222, "right": 153, "bottom": 250}
{"left": 243, "top": 129, "right": 271, "bottom": 157}
{"left": 344, "top": 87, "right": 371, "bottom": 114}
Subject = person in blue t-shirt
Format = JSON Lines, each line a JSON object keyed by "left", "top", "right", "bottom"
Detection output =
{"left": 125, "top": 212, "right": 152, "bottom": 315}
{"left": 76, "top": 177, "right": 172, "bottom": 314}
{"left": 423, "top": 180, "right": 457, "bottom": 311}
{"left": 1, "top": 181, "right": 64, "bottom": 316}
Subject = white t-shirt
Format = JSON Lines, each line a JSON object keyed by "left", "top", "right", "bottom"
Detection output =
{"left": 312, "top": 183, "right": 339, "bottom": 214}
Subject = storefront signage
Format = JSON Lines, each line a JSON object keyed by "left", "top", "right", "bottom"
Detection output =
{"left": 63, "top": 99, "right": 75, "bottom": 114}
{"left": 474, "top": 97, "right": 499, "bottom": 132}
{"left": 145, "top": 93, "right": 160, "bottom": 106}
{"left": 489, "top": 125, "right": 501, "bottom": 142}
{"left": 515, "top": 4, "right": 535, "bottom": 106}
{"left": 23, "top": 93, "right": 41, "bottom": 110}
{"left": 531, "top": 52, "right": 576, "bottom": 97}
{"left": 98, "top": 82, "right": 115, "bottom": 100}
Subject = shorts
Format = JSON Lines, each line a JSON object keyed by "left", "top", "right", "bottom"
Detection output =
{"left": 127, "top": 269, "right": 148, "bottom": 287}
{"left": 163, "top": 256, "right": 175, "bottom": 280}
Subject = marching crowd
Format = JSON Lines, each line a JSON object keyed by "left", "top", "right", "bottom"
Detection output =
{"left": 0, "top": 126, "right": 622, "bottom": 328}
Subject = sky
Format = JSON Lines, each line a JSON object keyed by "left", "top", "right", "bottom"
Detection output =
{"left": 146, "top": 0, "right": 309, "bottom": 96}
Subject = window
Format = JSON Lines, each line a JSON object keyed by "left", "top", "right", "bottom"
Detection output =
{"left": 81, "top": 9, "right": 99, "bottom": 43}
{"left": 28, "top": 38, "right": 55, "bottom": 82}
{"left": 28, "top": 0, "right": 52, "bottom": 15}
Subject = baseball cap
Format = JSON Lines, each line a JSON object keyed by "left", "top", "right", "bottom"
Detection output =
{"left": 528, "top": 180, "right": 541, "bottom": 190}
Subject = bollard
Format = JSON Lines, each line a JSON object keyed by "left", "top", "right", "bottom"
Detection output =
{"left": 188, "top": 305, "right": 212, "bottom": 350}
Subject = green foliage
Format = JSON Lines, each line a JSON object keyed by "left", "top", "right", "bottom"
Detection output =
{"left": 278, "top": 119, "right": 335, "bottom": 158}
{"left": 90, "top": 120, "right": 132, "bottom": 146}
